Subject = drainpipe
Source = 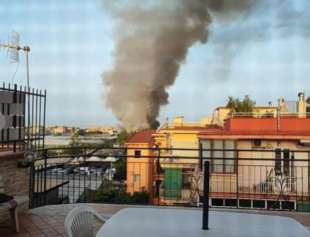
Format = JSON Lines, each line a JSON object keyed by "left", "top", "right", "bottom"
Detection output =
{"left": 277, "top": 107, "right": 280, "bottom": 131}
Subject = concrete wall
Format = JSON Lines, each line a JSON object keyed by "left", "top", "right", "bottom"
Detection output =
{"left": 0, "top": 152, "right": 29, "bottom": 223}
{"left": 237, "top": 140, "right": 309, "bottom": 195}
{"left": 0, "top": 152, "right": 29, "bottom": 196}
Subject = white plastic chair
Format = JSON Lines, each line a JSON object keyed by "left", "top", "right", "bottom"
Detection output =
{"left": 64, "top": 206, "right": 107, "bottom": 237}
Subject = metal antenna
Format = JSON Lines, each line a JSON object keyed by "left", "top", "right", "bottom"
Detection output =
{"left": 0, "top": 31, "right": 31, "bottom": 88}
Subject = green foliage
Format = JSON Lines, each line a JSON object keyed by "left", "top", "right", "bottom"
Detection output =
{"left": 131, "top": 191, "right": 150, "bottom": 204}
{"left": 92, "top": 187, "right": 131, "bottom": 204}
{"left": 116, "top": 129, "right": 134, "bottom": 146}
{"left": 76, "top": 129, "right": 86, "bottom": 136}
{"left": 68, "top": 132, "right": 84, "bottom": 157}
{"left": 113, "top": 158, "right": 126, "bottom": 181}
{"left": 226, "top": 95, "right": 256, "bottom": 113}
{"left": 69, "top": 132, "right": 82, "bottom": 147}
{"left": 90, "top": 186, "right": 149, "bottom": 204}
{"left": 46, "top": 145, "right": 70, "bottom": 157}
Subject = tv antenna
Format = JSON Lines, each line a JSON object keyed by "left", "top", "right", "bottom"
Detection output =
{"left": 0, "top": 31, "right": 31, "bottom": 88}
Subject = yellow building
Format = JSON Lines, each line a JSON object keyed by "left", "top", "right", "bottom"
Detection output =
{"left": 126, "top": 93, "right": 310, "bottom": 209}
{"left": 126, "top": 130, "right": 155, "bottom": 198}
{"left": 154, "top": 117, "right": 213, "bottom": 204}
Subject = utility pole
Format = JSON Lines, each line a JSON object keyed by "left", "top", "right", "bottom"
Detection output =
{"left": 24, "top": 46, "right": 31, "bottom": 88}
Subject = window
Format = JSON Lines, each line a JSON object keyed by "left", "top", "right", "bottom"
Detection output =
{"left": 274, "top": 149, "right": 292, "bottom": 176}
{"left": 253, "top": 139, "right": 262, "bottom": 147}
{"left": 201, "top": 139, "right": 236, "bottom": 173}
{"left": 133, "top": 174, "right": 140, "bottom": 183}
{"left": 182, "top": 169, "right": 192, "bottom": 189}
{"left": 213, "top": 140, "right": 224, "bottom": 172}
{"left": 134, "top": 150, "right": 141, "bottom": 158}
{"left": 275, "top": 148, "right": 282, "bottom": 175}
{"left": 283, "top": 149, "right": 290, "bottom": 176}
{"left": 201, "top": 139, "right": 211, "bottom": 161}
{"left": 224, "top": 140, "right": 235, "bottom": 173}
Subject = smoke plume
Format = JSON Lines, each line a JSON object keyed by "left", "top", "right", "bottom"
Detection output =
{"left": 102, "top": 0, "right": 257, "bottom": 131}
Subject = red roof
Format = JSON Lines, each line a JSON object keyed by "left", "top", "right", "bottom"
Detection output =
{"left": 199, "top": 117, "right": 310, "bottom": 139}
{"left": 127, "top": 130, "right": 155, "bottom": 144}
{"left": 160, "top": 125, "right": 221, "bottom": 132}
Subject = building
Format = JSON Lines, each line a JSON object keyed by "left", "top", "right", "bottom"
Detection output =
{"left": 85, "top": 126, "right": 118, "bottom": 135}
{"left": 46, "top": 126, "right": 77, "bottom": 136}
{"left": 126, "top": 130, "right": 155, "bottom": 198}
{"left": 199, "top": 116, "right": 310, "bottom": 209}
{"left": 126, "top": 93, "right": 310, "bottom": 209}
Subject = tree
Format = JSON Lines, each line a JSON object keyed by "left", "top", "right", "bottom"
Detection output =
{"left": 226, "top": 95, "right": 256, "bottom": 113}
{"left": 114, "top": 157, "right": 126, "bottom": 181}
{"left": 116, "top": 129, "right": 134, "bottom": 146}
{"left": 76, "top": 129, "right": 86, "bottom": 136}
{"left": 68, "top": 132, "right": 83, "bottom": 158}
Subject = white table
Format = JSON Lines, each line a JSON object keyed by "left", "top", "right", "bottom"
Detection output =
{"left": 96, "top": 207, "right": 309, "bottom": 237}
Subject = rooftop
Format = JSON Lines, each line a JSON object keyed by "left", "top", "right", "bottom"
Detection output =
{"left": 127, "top": 130, "right": 155, "bottom": 144}
{"left": 199, "top": 117, "right": 310, "bottom": 138}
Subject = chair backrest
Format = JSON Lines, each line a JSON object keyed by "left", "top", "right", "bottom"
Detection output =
{"left": 64, "top": 206, "right": 107, "bottom": 237}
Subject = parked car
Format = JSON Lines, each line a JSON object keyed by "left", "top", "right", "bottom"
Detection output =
{"left": 79, "top": 167, "right": 91, "bottom": 175}
{"left": 51, "top": 167, "right": 69, "bottom": 175}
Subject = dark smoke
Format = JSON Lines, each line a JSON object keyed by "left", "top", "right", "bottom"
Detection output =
{"left": 102, "top": 0, "right": 258, "bottom": 131}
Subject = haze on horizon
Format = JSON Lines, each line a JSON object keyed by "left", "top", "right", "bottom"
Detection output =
{"left": 0, "top": 0, "right": 309, "bottom": 128}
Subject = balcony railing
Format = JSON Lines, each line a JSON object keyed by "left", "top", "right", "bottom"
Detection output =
{"left": 29, "top": 146, "right": 310, "bottom": 212}
{"left": 0, "top": 83, "right": 46, "bottom": 152}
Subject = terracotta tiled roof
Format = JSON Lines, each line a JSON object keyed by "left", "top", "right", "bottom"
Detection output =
{"left": 127, "top": 130, "right": 155, "bottom": 144}
{"left": 199, "top": 117, "right": 310, "bottom": 139}
{"left": 199, "top": 129, "right": 310, "bottom": 137}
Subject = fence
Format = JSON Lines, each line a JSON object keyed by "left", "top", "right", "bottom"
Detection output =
{"left": 29, "top": 146, "right": 310, "bottom": 212}
{"left": 0, "top": 83, "right": 46, "bottom": 152}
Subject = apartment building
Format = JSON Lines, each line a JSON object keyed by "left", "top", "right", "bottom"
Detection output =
{"left": 126, "top": 93, "right": 310, "bottom": 209}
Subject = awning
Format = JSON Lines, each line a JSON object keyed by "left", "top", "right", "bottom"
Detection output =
{"left": 300, "top": 140, "right": 310, "bottom": 145}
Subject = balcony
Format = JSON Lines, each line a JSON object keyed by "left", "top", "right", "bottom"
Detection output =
{"left": 0, "top": 146, "right": 309, "bottom": 236}
{"left": 0, "top": 204, "right": 309, "bottom": 236}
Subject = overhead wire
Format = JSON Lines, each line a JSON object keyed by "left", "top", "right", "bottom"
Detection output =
{"left": 10, "top": 61, "right": 20, "bottom": 85}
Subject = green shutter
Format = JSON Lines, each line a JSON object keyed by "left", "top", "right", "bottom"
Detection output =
{"left": 164, "top": 168, "right": 182, "bottom": 199}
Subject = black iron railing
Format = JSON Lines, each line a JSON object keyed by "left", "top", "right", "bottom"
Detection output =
{"left": 0, "top": 83, "right": 46, "bottom": 152}
{"left": 29, "top": 146, "right": 310, "bottom": 212}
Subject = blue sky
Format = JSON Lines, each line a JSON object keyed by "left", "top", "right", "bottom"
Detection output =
{"left": 0, "top": 0, "right": 309, "bottom": 128}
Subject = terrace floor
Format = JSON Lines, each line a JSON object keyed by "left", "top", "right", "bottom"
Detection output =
{"left": 0, "top": 204, "right": 309, "bottom": 237}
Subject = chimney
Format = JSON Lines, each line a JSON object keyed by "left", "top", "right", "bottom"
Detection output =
{"left": 278, "top": 97, "right": 288, "bottom": 113}
{"left": 173, "top": 116, "right": 184, "bottom": 127}
{"left": 297, "top": 92, "right": 306, "bottom": 118}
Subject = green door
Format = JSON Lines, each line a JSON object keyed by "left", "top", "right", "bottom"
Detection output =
{"left": 164, "top": 168, "right": 182, "bottom": 199}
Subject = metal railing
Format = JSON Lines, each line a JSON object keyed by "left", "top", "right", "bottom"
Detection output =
{"left": 231, "top": 111, "right": 310, "bottom": 118}
{"left": 0, "top": 83, "right": 46, "bottom": 152}
{"left": 29, "top": 146, "right": 310, "bottom": 212}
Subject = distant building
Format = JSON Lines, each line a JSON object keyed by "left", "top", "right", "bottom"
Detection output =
{"left": 126, "top": 92, "right": 310, "bottom": 209}
{"left": 85, "top": 126, "right": 118, "bottom": 135}
{"left": 46, "top": 126, "right": 77, "bottom": 136}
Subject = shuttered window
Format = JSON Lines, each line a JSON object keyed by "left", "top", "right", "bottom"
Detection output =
{"left": 201, "top": 139, "right": 236, "bottom": 173}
